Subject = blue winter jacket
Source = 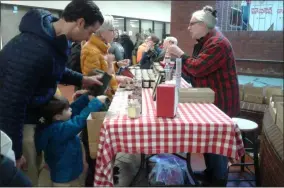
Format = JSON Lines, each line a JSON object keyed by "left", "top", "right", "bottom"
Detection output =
{"left": 35, "top": 95, "right": 103, "bottom": 183}
{"left": 0, "top": 9, "right": 83, "bottom": 159}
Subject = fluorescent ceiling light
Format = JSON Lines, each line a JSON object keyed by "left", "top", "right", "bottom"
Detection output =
{"left": 130, "top": 20, "right": 139, "bottom": 22}
{"left": 115, "top": 18, "right": 124, "bottom": 20}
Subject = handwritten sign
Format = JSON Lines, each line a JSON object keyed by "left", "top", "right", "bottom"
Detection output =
{"left": 249, "top": 1, "right": 283, "bottom": 31}
{"left": 251, "top": 7, "right": 272, "bottom": 14}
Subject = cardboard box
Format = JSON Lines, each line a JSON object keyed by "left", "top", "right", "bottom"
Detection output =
{"left": 271, "top": 95, "right": 284, "bottom": 105}
{"left": 268, "top": 104, "right": 277, "bottom": 124}
{"left": 243, "top": 85, "right": 263, "bottom": 94}
{"left": 239, "top": 84, "right": 244, "bottom": 101}
{"left": 178, "top": 88, "right": 215, "bottom": 103}
{"left": 264, "top": 87, "right": 283, "bottom": 104}
{"left": 243, "top": 94, "right": 264, "bottom": 104}
{"left": 87, "top": 112, "right": 106, "bottom": 159}
{"left": 179, "top": 97, "right": 214, "bottom": 103}
{"left": 156, "top": 84, "right": 177, "bottom": 118}
{"left": 275, "top": 102, "right": 283, "bottom": 134}
{"left": 276, "top": 117, "right": 283, "bottom": 134}
{"left": 243, "top": 86, "right": 264, "bottom": 104}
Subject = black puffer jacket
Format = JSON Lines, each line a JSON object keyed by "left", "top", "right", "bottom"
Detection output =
{"left": 119, "top": 34, "right": 134, "bottom": 63}
{"left": 67, "top": 42, "right": 82, "bottom": 73}
{"left": 0, "top": 9, "right": 82, "bottom": 159}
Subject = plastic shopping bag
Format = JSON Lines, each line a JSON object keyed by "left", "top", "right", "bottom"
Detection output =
{"left": 148, "top": 154, "right": 191, "bottom": 185}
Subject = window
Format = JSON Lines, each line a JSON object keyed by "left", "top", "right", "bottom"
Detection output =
{"left": 141, "top": 20, "right": 153, "bottom": 36}
{"left": 166, "top": 23, "right": 171, "bottom": 35}
{"left": 0, "top": 4, "right": 61, "bottom": 47}
{"left": 154, "top": 21, "right": 163, "bottom": 41}
{"left": 126, "top": 18, "right": 139, "bottom": 43}
{"left": 230, "top": 7, "right": 242, "bottom": 30}
{"left": 113, "top": 17, "right": 125, "bottom": 35}
{"left": 1, "top": 4, "right": 29, "bottom": 47}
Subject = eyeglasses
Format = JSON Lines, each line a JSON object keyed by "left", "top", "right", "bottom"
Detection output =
{"left": 189, "top": 21, "right": 202, "bottom": 26}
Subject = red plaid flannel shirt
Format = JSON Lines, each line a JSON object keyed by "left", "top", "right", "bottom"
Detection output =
{"left": 181, "top": 30, "right": 240, "bottom": 118}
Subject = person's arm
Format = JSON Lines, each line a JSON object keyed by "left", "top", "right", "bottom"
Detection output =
{"left": 181, "top": 41, "right": 227, "bottom": 77}
{"left": 113, "top": 61, "right": 120, "bottom": 74}
{"left": 70, "top": 94, "right": 90, "bottom": 117}
{"left": 55, "top": 98, "right": 103, "bottom": 142}
{"left": 137, "top": 46, "right": 144, "bottom": 63}
{"left": 101, "top": 56, "right": 118, "bottom": 94}
{"left": 154, "top": 50, "right": 166, "bottom": 62}
{"left": 0, "top": 53, "right": 50, "bottom": 160}
{"left": 60, "top": 68, "right": 83, "bottom": 86}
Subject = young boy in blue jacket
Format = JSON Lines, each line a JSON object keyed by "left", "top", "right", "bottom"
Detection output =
{"left": 35, "top": 94, "right": 107, "bottom": 186}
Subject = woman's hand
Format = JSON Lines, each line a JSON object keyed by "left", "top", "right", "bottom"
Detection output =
{"left": 104, "top": 54, "right": 115, "bottom": 75}
{"left": 166, "top": 44, "right": 184, "bottom": 58}
{"left": 104, "top": 54, "right": 115, "bottom": 64}
{"left": 117, "top": 59, "right": 130, "bottom": 68}
{"left": 145, "top": 41, "right": 154, "bottom": 52}
{"left": 116, "top": 75, "right": 133, "bottom": 85}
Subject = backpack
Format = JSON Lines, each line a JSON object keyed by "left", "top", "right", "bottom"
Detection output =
{"left": 66, "top": 42, "right": 82, "bottom": 73}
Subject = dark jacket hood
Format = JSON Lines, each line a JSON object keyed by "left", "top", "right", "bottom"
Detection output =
{"left": 19, "top": 9, "right": 69, "bottom": 55}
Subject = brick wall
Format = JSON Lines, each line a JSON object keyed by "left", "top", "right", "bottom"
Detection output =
{"left": 171, "top": 1, "right": 283, "bottom": 77}
{"left": 223, "top": 31, "right": 283, "bottom": 61}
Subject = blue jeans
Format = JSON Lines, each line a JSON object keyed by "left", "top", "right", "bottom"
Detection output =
{"left": 204, "top": 153, "right": 228, "bottom": 180}
{"left": 0, "top": 155, "right": 32, "bottom": 186}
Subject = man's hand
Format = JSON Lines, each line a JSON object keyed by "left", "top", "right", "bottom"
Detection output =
{"left": 117, "top": 59, "right": 130, "bottom": 68}
{"left": 16, "top": 155, "right": 27, "bottom": 170}
{"left": 166, "top": 44, "right": 184, "bottom": 58}
{"left": 82, "top": 75, "right": 103, "bottom": 88}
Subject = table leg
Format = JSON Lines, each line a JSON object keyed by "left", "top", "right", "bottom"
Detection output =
{"left": 129, "top": 154, "right": 146, "bottom": 186}
{"left": 186, "top": 153, "right": 199, "bottom": 186}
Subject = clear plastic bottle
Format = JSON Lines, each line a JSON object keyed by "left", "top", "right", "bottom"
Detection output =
{"left": 164, "top": 57, "right": 171, "bottom": 81}
{"left": 175, "top": 58, "right": 182, "bottom": 89}
{"left": 132, "top": 78, "right": 142, "bottom": 114}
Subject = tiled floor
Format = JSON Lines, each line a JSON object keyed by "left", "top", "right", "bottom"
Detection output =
{"left": 114, "top": 153, "right": 256, "bottom": 187}
{"left": 58, "top": 85, "right": 256, "bottom": 187}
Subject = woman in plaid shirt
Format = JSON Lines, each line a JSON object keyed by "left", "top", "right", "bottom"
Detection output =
{"left": 167, "top": 6, "right": 240, "bottom": 187}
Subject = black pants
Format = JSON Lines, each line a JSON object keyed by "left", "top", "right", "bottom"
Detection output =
{"left": 82, "top": 128, "right": 96, "bottom": 187}
{"left": 0, "top": 155, "right": 32, "bottom": 187}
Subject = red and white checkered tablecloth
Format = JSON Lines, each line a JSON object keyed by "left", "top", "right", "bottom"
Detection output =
{"left": 94, "top": 79, "right": 244, "bottom": 186}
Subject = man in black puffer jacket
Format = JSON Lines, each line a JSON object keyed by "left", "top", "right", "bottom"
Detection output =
{"left": 0, "top": 0, "right": 104, "bottom": 185}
